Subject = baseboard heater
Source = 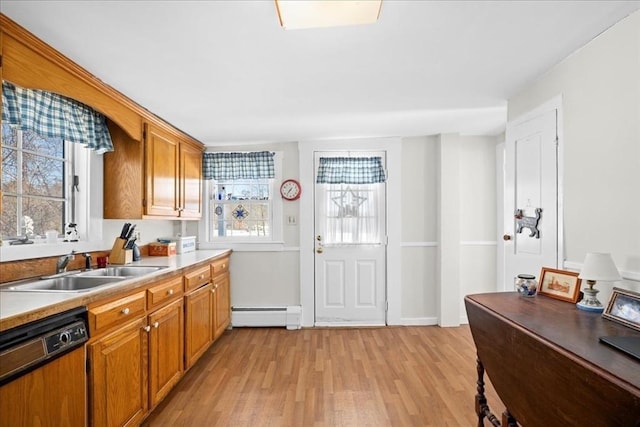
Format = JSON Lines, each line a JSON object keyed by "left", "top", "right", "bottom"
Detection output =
{"left": 231, "top": 306, "right": 302, "bottom": 330}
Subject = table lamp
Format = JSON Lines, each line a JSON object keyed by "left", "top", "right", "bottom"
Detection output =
{"left": 577, "top": 252, "right": 621, "bottom": 312}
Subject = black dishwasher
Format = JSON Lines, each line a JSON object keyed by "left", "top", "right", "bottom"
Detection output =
{"left": 0, "top": 306, "right": 89, "bottom": 386}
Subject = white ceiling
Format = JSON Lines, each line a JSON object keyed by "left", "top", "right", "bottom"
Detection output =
{"left": 2, "top": 1, "right": 639, "bottom": 146}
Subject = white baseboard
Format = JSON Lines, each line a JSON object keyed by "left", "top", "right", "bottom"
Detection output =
{"left": 395, "top": 317, "right": 439, "bottom": 326}
{"left": 232, "top": 305, "right": 302, "bottom": 330}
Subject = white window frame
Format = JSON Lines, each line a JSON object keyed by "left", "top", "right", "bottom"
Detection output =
{"left": 198, "top": 151, "right": 283, "bottom": 251}
{"left": 0, "top": 138, "right": 104, "bottom": 262}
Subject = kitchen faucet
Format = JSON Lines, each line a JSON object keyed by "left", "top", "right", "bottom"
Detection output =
{"left": 56, "top": 251, "right": 76, "bottom": 274}
{"left": 82, "top": 253, "right": 93, "bottom": 270}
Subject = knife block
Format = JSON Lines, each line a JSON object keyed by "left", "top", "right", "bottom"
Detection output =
{"left": 110, "top": 237, "right": 133, "bottom": 265}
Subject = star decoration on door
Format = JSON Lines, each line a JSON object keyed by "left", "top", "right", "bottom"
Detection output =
{"left": 232, "top": 204, "right": 249, "bottom": 221}
{"left": 331, "top": 187, "right": 368, "bottom": 218}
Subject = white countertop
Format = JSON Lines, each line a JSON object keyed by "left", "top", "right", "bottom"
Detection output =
{"left": 0, "top": 249, "right": 230, "bottom": 330}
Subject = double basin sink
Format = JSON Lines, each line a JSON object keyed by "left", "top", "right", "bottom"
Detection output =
{"left": 1, "top": 266, "right": 166, "bottom": 293}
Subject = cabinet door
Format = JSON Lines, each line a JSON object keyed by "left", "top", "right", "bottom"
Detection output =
{"left": 88, "top": 317, "right": 148, "bottom": 427}
{"left": 184, "top": 283, "right": 213, "bottom": 369}
{"left": 148, "top": 298, "right": 184, "bottom": 408}
{"left": 145, "top": 123, "right": 179, "bottom": 217}
{"left": 213, "top": 273, "right": 231, "bottom": 340}
{"left": 179, "top": 141, "right": 203, "bottom": 218}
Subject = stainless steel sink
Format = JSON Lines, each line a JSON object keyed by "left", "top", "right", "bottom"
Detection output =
{"left": 2, "top": 276, "right": 124, "bottom": 292}
{"left": 73, "top": 266, "right": 166, "bottom": 277}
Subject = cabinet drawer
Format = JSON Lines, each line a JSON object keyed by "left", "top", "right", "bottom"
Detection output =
{"left": 147, "top": 275, "right": 183, "bottom": 310}
{"left": 183, "top": 265, "right": 210, "bottom": 292}
{"left": 89, "top": 291, "right": 146, "bottom": 335}
{"left": 211, "top": 256, "right": 229, "bottom": 278}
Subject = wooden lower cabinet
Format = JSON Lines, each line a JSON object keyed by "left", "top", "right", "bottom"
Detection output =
{"left": 148, "top": 298, "right": 184, "bottom": 407}
{"left": 87, "top": 256, "right": 231, "bottom": 425}
{"left": 88, "top": 317, "right": 149, "bottom": 427}
{"left": 213, "top": 272, "right": 231, "bottom": 340}
{"left": 88, "top": 299, "right": 184, "bottom": 426}
{"left": 184, "top": 259, "right": 231, "bottom": 369}
{"left": 184, "top": 283, "right": 213, "bottom": 369}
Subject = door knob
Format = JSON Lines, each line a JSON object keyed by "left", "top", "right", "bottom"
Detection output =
{"left": 316, "top": 247, "right": 323, "bottom": 254}
{"left": 503, "top": 234, "right": 512, "bottom": 241}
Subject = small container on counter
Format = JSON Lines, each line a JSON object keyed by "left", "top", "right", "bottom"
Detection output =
{"left": 97, "top": 256, "right": 109, "bottom": 268}
{"left": 515, "top": 274, "right": 538, "bottom": 297}
{"left": 148, "top": 242, "right": 177, "bottom": 256}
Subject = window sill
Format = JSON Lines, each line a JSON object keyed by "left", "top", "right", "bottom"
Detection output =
{"left": 198, "top": 241, "right": 299, "bottom": 252}
{"left": 0, "top": 240, "right": 109, "bottom": 262}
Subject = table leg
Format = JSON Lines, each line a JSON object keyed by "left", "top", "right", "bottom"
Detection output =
{"left": 502, "top": 410, "right": 518, "bottom": 427}
{"left": 475, "top": 357, "right": 501, "bottom": 426}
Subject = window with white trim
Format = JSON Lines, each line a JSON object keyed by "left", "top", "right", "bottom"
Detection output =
{"left": 203, "top": 151, "right": 282, "bottom": 242}
{"left": 1, "top": 125, "right": 70, "bottom": 242}
{"left": 1, "top": 80, "right": 109, "bottom": 250}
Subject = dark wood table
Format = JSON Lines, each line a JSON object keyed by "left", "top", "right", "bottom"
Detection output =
{"left": 465, "top": 292, "right": 640, "bottom": 427}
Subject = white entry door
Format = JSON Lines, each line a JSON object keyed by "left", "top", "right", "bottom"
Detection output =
{"left": 503, "top": 109, "right": 559, "bottom": 290}
{"left": 314, "top": 152, "right": 387, "bottom": 326}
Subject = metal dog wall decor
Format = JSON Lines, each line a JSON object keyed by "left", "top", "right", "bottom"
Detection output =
{"left": 514, "top": 208, "right": 542, "bottom": 238}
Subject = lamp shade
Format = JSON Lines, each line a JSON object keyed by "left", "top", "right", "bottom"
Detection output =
{"left": 578, "top": 253, "right": 621, "bottom": 281}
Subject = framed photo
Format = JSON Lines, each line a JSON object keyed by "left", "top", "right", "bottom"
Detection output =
{"left": 538, "top": 267, "right": 582, "bottom": 303}
{"left": 603, "top": 287, "right": 640, "bottom": 332}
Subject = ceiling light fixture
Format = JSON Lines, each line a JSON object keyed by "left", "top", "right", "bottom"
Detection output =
{"left": 275, "top": 0, "right": 382, "bottom": 30}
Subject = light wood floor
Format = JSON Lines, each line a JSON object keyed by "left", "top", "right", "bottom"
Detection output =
{"left": 143, "top": 325, "right": 502, "bottom": 426}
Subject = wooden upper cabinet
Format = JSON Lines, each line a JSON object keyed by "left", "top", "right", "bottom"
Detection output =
{"left": 144, "top": 123, "right": 204, "bottom": 219}
{"left": 104, "top": 122, "right": 204, "bottom": 220}
{"left": 145, "top": 123, "right": 180, "bottom": 217}
{"left": 180, "top": 141, "right": 203, "bottom": 219}
{"left": 0, "top": 13, "right": 206, "bottom": 220}
{"left": 104, "top": 121, "right": 145, "bottom": 219}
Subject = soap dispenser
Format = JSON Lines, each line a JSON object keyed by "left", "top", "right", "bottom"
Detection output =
{"left": 132, "top": 243, "right": 141, "bottom": 261}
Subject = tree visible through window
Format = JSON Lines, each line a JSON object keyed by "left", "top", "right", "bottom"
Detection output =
{"left": 1, "top": 123, "right": 67, "bottom": 242}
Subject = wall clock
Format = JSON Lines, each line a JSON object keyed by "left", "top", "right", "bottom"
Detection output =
{"left": 280, "top": 179, "right": 302, "bottom": 201}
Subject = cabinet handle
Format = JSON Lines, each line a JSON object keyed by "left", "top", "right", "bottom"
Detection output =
{"left": 222, "top": 264, "right": 226, "bottom": 269}
{"left": 199, "top": 274, "right": 204, "bottom": 279}
{"left": 121, "top": 308, "right": 130, "bottom": 315}
{"left": 167, "top": 289, "right": 174, "bottom": 295}
{"left": 153, "top": 321, "right": 160, "bottom": 328}
{"left": 143, "top": 325, "right": 151, "bottom": 332}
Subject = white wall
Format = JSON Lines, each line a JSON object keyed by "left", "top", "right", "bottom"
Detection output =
{"left": 508, "top": 10, "right": 640, "bottom": 298}
{"left": 198, "top": 141, "right": 302, "bottom": 307}
{"left": 210, "top": 134, "right": 498, "bottom": 325}
{"left": 400, "top": 136, "right": 439, "bottom": 322}
{"left": 458, "top": 136, "right": 498, "bottom": 319}
{"left": 436, "top": 134, "right": 498, "bottom": 326}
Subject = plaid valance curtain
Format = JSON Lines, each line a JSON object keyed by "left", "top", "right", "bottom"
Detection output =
{"left": 2, "top": 81, "right": 114, "bottom": 154}
{"left": 316, "top": 156, "right": 386, "bottom": 184}
{"left": 202, "top": 151, "right": 275, "bottom": 180}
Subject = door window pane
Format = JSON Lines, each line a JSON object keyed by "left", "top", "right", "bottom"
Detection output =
{"left": 318, "top": 183, "right": 382, "bottom": 244}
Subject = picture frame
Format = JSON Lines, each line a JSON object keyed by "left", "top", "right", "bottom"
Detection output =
{"left": 538, "top": 267, "right": 582, "bottom": 303}
{"left": 603, "top": 287, "right": 640, "bottom": 332}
